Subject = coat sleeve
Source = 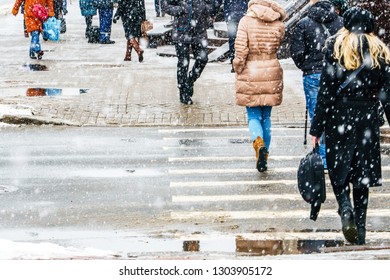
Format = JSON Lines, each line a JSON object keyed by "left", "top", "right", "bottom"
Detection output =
{"left": 378, "top": 64, "right": 390, "bottom": 126}
{"left": 309, "top": 49, "right": 339, "bottom": 137}
{"left": 12, "top": 0, "right": 23, "bottom": 15}
{"left": 233, "top": 19, "right": 249, "bottom": 74}
{"left": 290, "top": 20, "right": 306, "bottom": 70}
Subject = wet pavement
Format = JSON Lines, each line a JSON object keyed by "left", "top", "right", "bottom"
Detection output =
{"left": 1, "top": 1, "right": 390, "bottom": 260}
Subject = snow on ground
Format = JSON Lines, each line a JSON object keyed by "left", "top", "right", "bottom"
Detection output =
{"left": 0, "top": 239, "right": 115, "bottom": 260}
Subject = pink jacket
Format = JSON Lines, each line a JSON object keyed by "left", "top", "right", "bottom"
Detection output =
{"left": 233, "top": 0, "right": 286, "bottom": 107}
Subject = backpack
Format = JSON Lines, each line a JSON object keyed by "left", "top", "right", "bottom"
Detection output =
{"left": 297, "top": 144, "right": 326, "bottom": 221}
{"left": 87, "top": 26, "right": 100, "bottom": 44}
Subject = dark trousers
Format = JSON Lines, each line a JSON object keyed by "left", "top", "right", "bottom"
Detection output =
{"left": 226, "top": 20, "right": 239, "bottom": 62}
{"left": 174, "top": 41, "right": 208, "bottom": 90}
{"left": 98, "top": 7, "right": 113, "bottom": 42}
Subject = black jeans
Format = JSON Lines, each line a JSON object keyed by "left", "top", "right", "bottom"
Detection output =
{"left": 174, "top": 41, "right": 208, "bottom": 90}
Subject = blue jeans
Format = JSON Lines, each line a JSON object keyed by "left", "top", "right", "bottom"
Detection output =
{"left": 303, "top": 74, "right": 327, "bottom": 168}
{"left": 30, "top": 31, "right": 41, "bottom": 54}
{"left": 246, "top": 106, "right": 272, "bottom": 151}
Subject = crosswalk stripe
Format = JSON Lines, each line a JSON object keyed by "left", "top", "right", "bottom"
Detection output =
{"left": 169, "top": 167, "right": 300, "bottom": 174}
{"left": 170, "top": 178, "right": 390, "bottom": 188}
{"left": 158, "top": 127, "right": 300, "bottom": 133}
{"left": 169, "top": 166, "right": 390, "bottom": 174}
{"left": 168, "top": 155, "right": 302, "bottom": 162}
{"left": 170, "top": 209, "right": 390, "bottom": 220}
{"left": 163, "top": 135, "right": 302, "bottom": 141}
{"left": 170, "top": 180, "right": 297, "bottom": 187}
{"left": 172, "top": 193, "right": 390, "bottom": 203}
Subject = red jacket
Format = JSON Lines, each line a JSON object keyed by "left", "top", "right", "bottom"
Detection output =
{"left": 12, "top": 0, "right": 55, "bottom": 33}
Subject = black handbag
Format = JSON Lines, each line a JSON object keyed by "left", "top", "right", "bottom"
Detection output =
{"left": 297, "top": 144, "right": 326, "bottom": 221}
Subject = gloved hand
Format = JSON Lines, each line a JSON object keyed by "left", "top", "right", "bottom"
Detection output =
{"left": 113, "top": 16, "right": 120, "bottom": 24}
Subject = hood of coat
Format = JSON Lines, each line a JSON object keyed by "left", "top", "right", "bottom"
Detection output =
{"left": 308, "top": 1, "right": 340, "bottom": 24}
{"left": 247, "top": 0, "right": 286, "bottom": 22}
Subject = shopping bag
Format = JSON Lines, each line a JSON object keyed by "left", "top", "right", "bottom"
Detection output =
{"left": 43, "top": 17, "right": 61, "bottom": 41}
{"left": 297, "top": 144, "right": 326, "bottom": 221}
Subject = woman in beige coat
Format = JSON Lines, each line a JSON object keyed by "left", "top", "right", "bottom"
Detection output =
{"left": 233, "top": 0, "right": 286, "bottom": 172}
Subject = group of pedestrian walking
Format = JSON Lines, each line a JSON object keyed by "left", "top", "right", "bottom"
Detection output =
{"left": 10, "top": 0, "right": 390, "bottom": 246}
{"left": 11, "top": 0, "right": 67, "bottom": 59}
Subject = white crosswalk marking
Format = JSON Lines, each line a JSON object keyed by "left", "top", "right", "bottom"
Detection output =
{"left": 161, "top": 126, "right": 390, "bottom": 244}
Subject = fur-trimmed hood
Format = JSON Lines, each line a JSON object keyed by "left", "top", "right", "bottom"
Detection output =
{"left": 247, "top": 0, "right": 286, "bottom": 22}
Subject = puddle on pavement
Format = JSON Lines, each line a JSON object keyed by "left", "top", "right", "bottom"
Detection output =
{"left": 23, "top": 64, "right": 48, "bottom": 71}
{"left": 26, "top": 88, "right": 89, "bottom": 96}
{"left": 235, "top": 238, "right": 344, "bottom": 255}
{"left": 62, "top": 235, "right": 346, "bottom": 256}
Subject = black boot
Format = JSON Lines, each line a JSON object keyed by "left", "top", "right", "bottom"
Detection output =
{"left": 334, "top": 185, "right": 358, "bottom": 244}
{"left": 340, "top": 206, "right": 358, "bottom": 244}
{"left": 179, "top": 86, "right": 193, "bottom": 105}
{"left": 354, "top": 187, "right": 369, "bottom": 245}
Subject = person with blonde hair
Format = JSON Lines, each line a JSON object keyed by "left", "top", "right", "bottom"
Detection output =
{"left": 310, "top": 7, "right": 390, "bottom": 245}
{"left": 233, "top": 0, "right": 286, "bottom": 172}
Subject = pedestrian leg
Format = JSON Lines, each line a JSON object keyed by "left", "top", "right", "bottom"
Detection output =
{"left": 353, "top": 187, "right": 369, "bottom": 245}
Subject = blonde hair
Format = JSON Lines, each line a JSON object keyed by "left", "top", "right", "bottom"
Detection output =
{"left": 333, "top": 28, "right": 390, "bottom": 70}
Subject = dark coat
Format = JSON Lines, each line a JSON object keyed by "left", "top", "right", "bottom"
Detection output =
{"left": 357, "top": 0, "right": 390, "bottom": 47}
{"left": 114, "top": 0, "right": 146, "bottom": 39}
{"left": 290, "top": 1, "right": 343, "bottom": 76}
{"left": 310, "top": 37, "right": 390, "bottom": 188}
{"left": 162, "top": 0, "right": 214, "bottom": 43}
{"left": 213, "top": 0, "right": 248, "bottom": 22}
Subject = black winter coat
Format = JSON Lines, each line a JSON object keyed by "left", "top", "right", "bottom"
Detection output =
{"left": 290, "top": 1, "right": 343, "bottom": 76}
{"left": 310, "top": 37, "right": 390, "bottom": 189}
{"left": 114, "top": 0, "right": 146, "bottom": 39}
{"left": 162, "top": 0, "right": 214, "bottom": 43}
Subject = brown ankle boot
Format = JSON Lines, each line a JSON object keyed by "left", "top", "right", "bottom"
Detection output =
{"left": 130, "top": 38, "right": 144, "bottom": 62}
{"left": 253, "top": 136, "right": 267, "bottom": 172}
{"left": 124, "top": 40, "right": 132, "bottom": 61}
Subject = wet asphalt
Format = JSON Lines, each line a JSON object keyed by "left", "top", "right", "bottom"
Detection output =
{"left": 0, "top": 1, "right": 390, "bottom": 259}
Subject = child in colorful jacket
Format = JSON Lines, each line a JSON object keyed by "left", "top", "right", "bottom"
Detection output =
{"left": 12, "top": 0, "right": 55, "bottom": 59}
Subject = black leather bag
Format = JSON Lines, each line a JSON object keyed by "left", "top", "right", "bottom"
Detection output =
{"left": 297, "top": 144, "right": 326, "bottom": 221}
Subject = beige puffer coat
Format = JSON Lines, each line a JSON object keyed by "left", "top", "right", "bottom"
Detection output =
{"left": 233, "top": 0, "right": 286, "bottom": 107}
